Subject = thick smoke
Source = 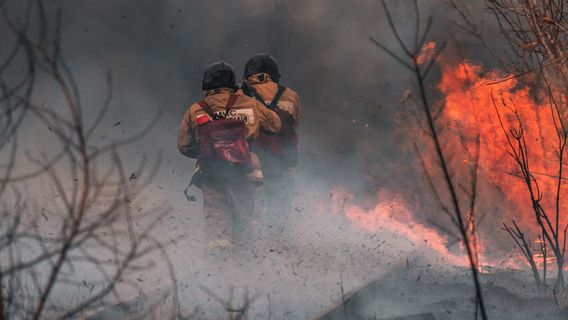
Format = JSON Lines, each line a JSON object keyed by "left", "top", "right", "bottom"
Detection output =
{"left": 2, "top": 0, "right": 524, "bottom": 318}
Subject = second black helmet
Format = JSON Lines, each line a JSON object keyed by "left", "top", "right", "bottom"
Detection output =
{"left": 243, "top": 54, "right": 280, "bottom": 83}
{"left": 202, "top": 61, "right": 236, "bottom": 91}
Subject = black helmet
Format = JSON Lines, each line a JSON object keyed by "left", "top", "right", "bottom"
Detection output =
{"left": 202, "top": 61, "right": 236, "bottom": 91}
{"left": 243, "top": 54, "right": 281, "bottom": 83}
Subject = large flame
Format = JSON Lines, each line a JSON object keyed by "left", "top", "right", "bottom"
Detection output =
{"left": 332, "top": 44, "right": 568, "bottom": 271}
{"left": 438, "top": 58, "right": 568, "bottom": 234}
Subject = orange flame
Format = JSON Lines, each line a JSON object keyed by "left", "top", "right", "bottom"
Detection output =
{"left": 416, "top": 41, "right": 437, "bottom": 65}
{"left": 332, "top": 44, "right": 568, "bottom": 271}
{"left": 437, "top": 59, "right": 568, "bottom": 230}
{"left": 330, "top": 188, "right": 470, "bottom": 267}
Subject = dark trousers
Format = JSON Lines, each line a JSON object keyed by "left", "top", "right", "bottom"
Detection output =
{"left": 199, "top": 166, "right": 255, "bottom": 246}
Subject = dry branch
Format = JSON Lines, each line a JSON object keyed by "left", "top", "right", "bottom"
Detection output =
{"left": 0, "top": 1, "right": 180, "bottom": 319}
{"left": 372, "top": 1, "right": 488, "bottom": 319}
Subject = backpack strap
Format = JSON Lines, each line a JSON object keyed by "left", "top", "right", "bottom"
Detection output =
{"left": 269, "top": 85, "right": 287, "bottom": 109}
{"left": 197, "top": 100, "right": 217, "bottom": 118}
{"left": 225, "top": 93, "right": 239, "bottom": 111}
{"left": 247, "top": 85, "right": 270, "bottom": 108}
{"left": 247, "top": 84, "right": 287, "bottom": 110}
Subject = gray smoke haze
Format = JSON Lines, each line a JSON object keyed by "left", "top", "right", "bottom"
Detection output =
{"left": 2, "top": 0, "right": 529, "bottom": 318}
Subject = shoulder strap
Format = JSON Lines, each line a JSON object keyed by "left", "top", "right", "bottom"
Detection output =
{"left": 247, "top": 85, "right": 270, "bottom": 108}
{"left": 225, "top": 93, "right": 239, "bottom": 111}
{"left": 197, "top": 100, "right": 216, "bottom": 118}
{"left": 269, "top": 85, "right": 287, "bottom": 109}
{"left": 247, "top": 84, "right": 287, "bottom": 110}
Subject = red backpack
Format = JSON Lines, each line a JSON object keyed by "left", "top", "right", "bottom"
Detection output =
{"left": 196, "top": 94, "right": 252, "bottom": 171}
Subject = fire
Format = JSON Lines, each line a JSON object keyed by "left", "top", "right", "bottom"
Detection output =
{"left": 437, "top": 59, "right": 568, "bottom": 230}
{"left": 532, "top": 239, "right": 554, "bottom": 266}
{"left": 331, "top": 47, "right": 568, "bottom": 271}
{"left": 416, "top": 41, "right": 437, "bottom": 65}
{"left": 330, "top": 188, "right": 470, "bottom": 267}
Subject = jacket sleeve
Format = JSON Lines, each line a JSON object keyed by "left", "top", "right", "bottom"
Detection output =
{"left": 177, "top": 106, "right": 199, "bottom": 158}
{"left": 256, "top": 101, "right": 282, "bottom": 134}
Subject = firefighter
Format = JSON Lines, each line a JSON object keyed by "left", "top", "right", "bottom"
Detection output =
{"left": 177, "top": 61, "right": 281, "bottom": 251}
{"left": 241, "top": 54, "right": 301, "bottom": 234}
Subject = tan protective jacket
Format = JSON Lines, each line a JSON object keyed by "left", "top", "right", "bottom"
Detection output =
{"left": 177, "top": 88, "right": 281, "bottom": 181}
{"left": 244, "top": 73, "right": 301, "bottom": 129}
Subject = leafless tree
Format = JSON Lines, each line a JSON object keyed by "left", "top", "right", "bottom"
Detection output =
{"left": 493, "top": 93, "right": 567, "bottom": 289}
{"left": 0, "top": 1, "right": 180, "bottom": 319}
{"left": 502, "top": 221, "right": 543, "bottom": 287}
{"left": 370, "top": 1, "right": 487, "bottom": 319}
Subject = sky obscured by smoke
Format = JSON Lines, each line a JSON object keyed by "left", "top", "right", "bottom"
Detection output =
{"left": 3, "top": 0, "right": 515, "bottom": 318}
{"left": 47, "top": 0, "right": 446, "bottom": 176}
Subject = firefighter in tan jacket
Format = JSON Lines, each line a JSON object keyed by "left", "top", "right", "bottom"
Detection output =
{"left": 177, "top": 61, "right": 281, "bottom": 250}
{"left": 242, "top": 54, "right": 301, "bottom": 234}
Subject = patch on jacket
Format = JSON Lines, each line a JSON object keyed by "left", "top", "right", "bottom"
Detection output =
{"left": 276, "top": 101, "right": 296, "bottom": 117}
{"left": 214, "top": 108, "right": 255, "bottom": 123}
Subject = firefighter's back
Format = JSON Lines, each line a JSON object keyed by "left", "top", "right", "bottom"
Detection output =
{"left": 187, "top": 89, "right": 282, "bottom": 141}
{"left": 241, "top": 53, "right": 302, "bottom": 234}
{"left": 177, "top": 61, "right": 281, "bottom": 251}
